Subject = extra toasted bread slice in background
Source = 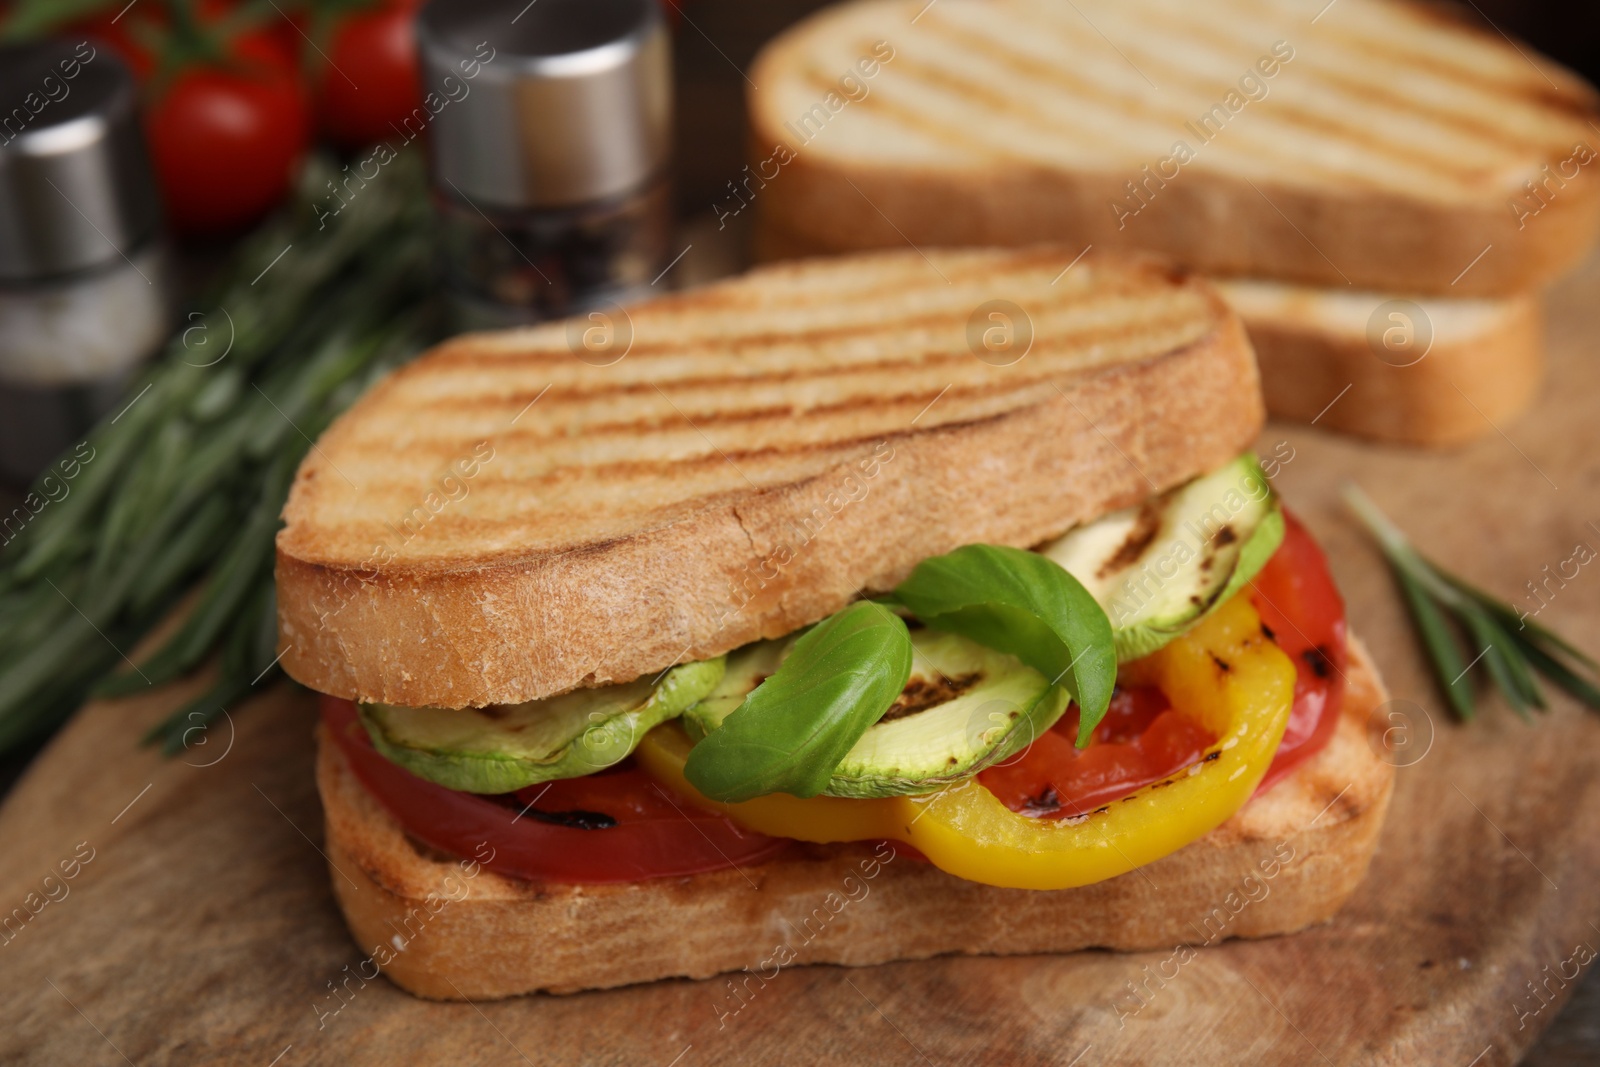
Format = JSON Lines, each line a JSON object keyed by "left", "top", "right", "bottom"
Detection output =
{"left": 276, "top": 248, "right": 1264, "bottom": 709}
{"left": 1215, "top": 279, "right": 1544, "bottom": 446}
{"left": 318, "top": 636, "right": 1392, "bottom": 1000}
{"left": 749, "top": 0, "right": 1600, "bottom": 296}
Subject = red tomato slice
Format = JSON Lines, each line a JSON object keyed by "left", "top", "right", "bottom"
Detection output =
{"left": 980, "top": 508, "right": 1346, "bottom": 815}
{"left": 1248, "top": 510, "right": 1347, "bottom": 793}
{"left": 979, "top": 686, "right": 1215, "bottom": 817}
{"left": 321, "top": 696, "right": 789, "bottom": 884}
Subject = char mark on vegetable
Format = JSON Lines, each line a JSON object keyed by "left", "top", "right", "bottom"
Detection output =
{"left": 523, "top": 808, "right": 619, "bottom": 830}
{"left": 1303, "top": 646, "right": 1334, "bottom": 679}
{"left": 1097, "top": 501, "right": 1164, "bottom": 580}
{"left": 879, "top": 672, "right": 982, "bottom": 722}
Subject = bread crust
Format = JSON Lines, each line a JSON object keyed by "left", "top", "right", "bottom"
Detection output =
{"left": 277, "top": 251, "right": 1264, "bottom": 709}
{"left": 319, "top": 639, "right": 1393, "bottom": 1000}
{"left": 748, "top": 0, "right": 1600, "bottom": 297}
{"left": 755, "top": 153, "right": 1598, "bottom": 300}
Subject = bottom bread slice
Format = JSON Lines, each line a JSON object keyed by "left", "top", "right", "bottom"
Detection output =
{"left": 318, "top": 638, "right": 1393, "bottom": 1000}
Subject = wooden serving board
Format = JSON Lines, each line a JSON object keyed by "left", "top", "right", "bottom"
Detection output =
{"left": 5, "top": 256, "right": 1600, "bottom": 1067}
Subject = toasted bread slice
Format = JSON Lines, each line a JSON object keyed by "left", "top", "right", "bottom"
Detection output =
{"left": 756, "top": 224, "right": 1544, "bottom": 446}
{"left": 749, "top": 0, "right": 1600, "bottom": 296}
{"left": 318, "top": 636, "right": 1391, "bottom": 999}
{"left": 1215, "top": 279, "right": 1543, "bottom": 446}
{"left": 277, "top": 248, "right": 1263, "bottom": 709}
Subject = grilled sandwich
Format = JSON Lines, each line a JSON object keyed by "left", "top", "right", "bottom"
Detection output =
{"left": 278, "top": 248, "right": 1392, "bottom": 999}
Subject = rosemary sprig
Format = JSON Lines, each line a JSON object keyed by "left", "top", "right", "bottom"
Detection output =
{"left": 0, "top": 152, "right": 439, "bottom": 756}
{"left": 1343, "top": 485, "right": 1600, "bottom": 721}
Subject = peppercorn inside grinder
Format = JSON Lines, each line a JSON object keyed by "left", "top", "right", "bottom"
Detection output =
{"left": 417, "top": 0, "right": 673, "bottom": 328}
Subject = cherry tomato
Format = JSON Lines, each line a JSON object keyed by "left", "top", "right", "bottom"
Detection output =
{"left": 315, "top": 1, "right": 423, "bottom": 150}
{"left": 144, "top": 35, "right": 311, "bottom": 237}
{"left": 322, "top": 696, "right": 790, "bottom": 884}
{"left": 1248, "top": 509, "right": 1347, "bottom": 793}
{"left": 979, "top": 508, "right": 1346, "bottom": 814}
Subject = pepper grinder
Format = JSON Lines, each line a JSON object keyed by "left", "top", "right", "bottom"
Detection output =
{"left": 0, "top": 38, "right": 170, "bottom": 485}
{"left": 417, "top": 0, "right": 673, "bottom": 328}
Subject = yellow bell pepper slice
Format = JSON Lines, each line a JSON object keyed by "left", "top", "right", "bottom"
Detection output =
{"left": 635, "top": 594, "right": 1295, "bottom": 890}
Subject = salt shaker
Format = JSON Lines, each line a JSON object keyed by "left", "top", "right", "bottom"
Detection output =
{"left": 416, "top": 0, "right": 673, "bottom": 328}
{"left": 0, "top": 38, "right": 170, "bottom": 485}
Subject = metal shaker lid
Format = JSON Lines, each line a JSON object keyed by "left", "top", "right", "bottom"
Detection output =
{"left": 417, "top": 0, "right": 671, "bottom": 210}
{"left": 0, "top": 39, "right": 159, "bottom": 282}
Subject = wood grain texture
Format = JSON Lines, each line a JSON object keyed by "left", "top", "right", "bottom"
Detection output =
{"left": 3, "top": 254, "right": 1600, "bottom": 1066}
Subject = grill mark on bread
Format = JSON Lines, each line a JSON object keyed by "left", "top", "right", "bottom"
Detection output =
{"left": 904, "top": 9, "right": 1559, "bottom": 195}
{"left": 1283, "top": 11, "right": 1588, "bottom": 109}
{"left": 413, "top": 354, "right": 1089, "bottom": 406}
{"left": 1054, "top": 0, "right": 1587, "bottom": 150}
{"left": 818, "top": 67, "right": 1029, "bottom": 162}
{"left": 322, "top": 365, "right": 1167, "bottom": 490}
{"left": 904, "top": 19, "right": 1459, "bottom": 193}
{"left": 989, "top": 0, "right": 1584, "bottom": 108}
{"left": 777, "top": 0, "right": 1595, "bottom": 210}
{"left": 1261, "top": 61, "right": 1582, "bottom": 157}
{"left": 424, "top": 302, "right": 1207, "bottom": 374}
{"left": 389, "top": 333, "right": 1212, "bottom": 429}
{"left": 316, "top": 404, "right": 1001, "bottom": 502}
{"left": 433, "top": 286, "right": 1200, "bottom": 373}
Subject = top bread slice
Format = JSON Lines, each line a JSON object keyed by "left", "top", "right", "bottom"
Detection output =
{"left": 276, "top": 248, "right": 1263, "bottom": 709}
{"left": 748, "top": 0, "right": 1600, "bottom": 296}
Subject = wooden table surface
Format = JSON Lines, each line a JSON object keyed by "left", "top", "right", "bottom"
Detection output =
{"left": 2, "top": 243, "right": 1599, "bottom": 1065}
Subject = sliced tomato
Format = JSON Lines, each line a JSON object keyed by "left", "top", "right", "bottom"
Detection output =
{"left": 321, "top": 696, "right": 789, "bottom": 884}
{"left": 1248, "top": 509, "right": 1347, "bottom": 793}
{"left": 979, "top": 687, "right": 1214, "bottom": 817}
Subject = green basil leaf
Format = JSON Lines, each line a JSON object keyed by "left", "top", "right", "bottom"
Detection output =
{"left": 683, "top": 601, "right": 913, "bottom": 802}
{"left": 895, "top": 544, "right": 1117, "bottom": 747}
